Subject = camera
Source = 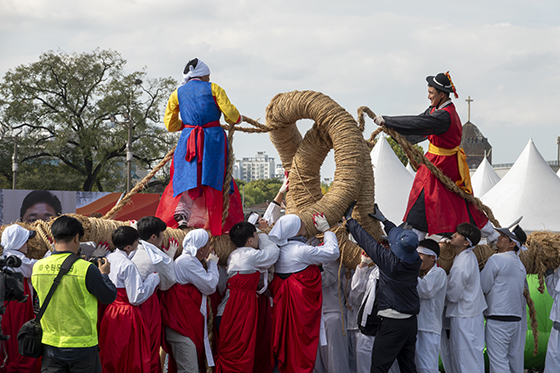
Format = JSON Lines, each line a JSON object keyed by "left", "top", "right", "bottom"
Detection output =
{"left": 0, "top": 255, "right": 27, "bottom": 341}
{"left": 87, "top": 256, "right": 107, "bottom": 267}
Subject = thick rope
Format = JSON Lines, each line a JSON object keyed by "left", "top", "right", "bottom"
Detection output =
{"left": 102, "top": 146, "right": 177, "bottom": 220}
{"left": 222, "top": 123, "right": 235, "bottom": 225}
{"left": 524, "top": 287, "right": 539, "bottom": 356}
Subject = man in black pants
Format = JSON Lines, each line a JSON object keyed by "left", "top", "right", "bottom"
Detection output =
{"left": 347, "top": 204, "right": 421, "bottom": 373}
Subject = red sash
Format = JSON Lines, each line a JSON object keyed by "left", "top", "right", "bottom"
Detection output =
{"left": 184, "top": 121, "right": 221, "bottom": 163}
{"left": 99, "top": 288, "right": 151, "bottom": 372}
{"left": 215, "top": 272, "right": 260, "bottom": 373}
{"left": 270, "top": 266, "right": 323, "bottom": 373}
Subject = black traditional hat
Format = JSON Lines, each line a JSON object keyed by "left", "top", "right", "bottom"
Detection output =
{"left": 426, "top": 72, "right": 458, "bottom": 98}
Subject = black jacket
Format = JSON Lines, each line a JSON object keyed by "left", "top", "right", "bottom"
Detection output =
{"left": 348, "top": 219, "right": 421, "bottom": 315}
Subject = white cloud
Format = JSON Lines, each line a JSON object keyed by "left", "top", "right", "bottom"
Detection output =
{"left": 1, "top": 0, "right": 559, "bottom": 176}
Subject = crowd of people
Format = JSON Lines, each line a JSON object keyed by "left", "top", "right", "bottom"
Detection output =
{"left": 0, "top": 65, "right": 556, "bottom": 373}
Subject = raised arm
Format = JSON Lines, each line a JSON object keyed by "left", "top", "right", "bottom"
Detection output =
{"left": 384, "top": 108, "right": 451, "bottom": 136}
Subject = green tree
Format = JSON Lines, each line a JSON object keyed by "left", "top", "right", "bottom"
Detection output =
{"left": 235, "top": 178, "right": 283, "bottom": 207}
{"left": 0, "top": 49, "right": 178, "bottom": 191}
{"left": 386, "top": 136, "right": 424, "bottom": 167}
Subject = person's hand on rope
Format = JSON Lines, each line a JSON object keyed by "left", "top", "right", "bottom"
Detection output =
{"left": 163, "top": 237, "right": 179, "bottom": 259}
{"left": 258, "top": 218, "right": 269, "bottom": 230}
{"left": 373, "top": 115, "right": 386, "bottom": 126}
{"left": 368, "top": 203, "right": 387, "bottom": 222}
{"left": 344, "top": 201, "right": 357, "bottom": 221}
{"left": 207, "top": 251, "right": 219, "bottom": 264}
{"left": 279, "top": 177, "right": 289, "bottom": 194}
{"left": 360, "top": 251, "right": 373, "bottom": 268}
{"left": 313, "top": 212, "right": 330, "bottom": 232}
{"left": 91, "top": 241, "right": 110, "bottom": 258}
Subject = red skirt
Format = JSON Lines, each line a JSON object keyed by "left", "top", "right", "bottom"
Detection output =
{"left": 0, "top": 278, "right": 38, "bottom": 373}
{"left": 270, "top": 266, "right": 323, "bottom": 373}
{"left": 160, "top": 283, "right": 205, "bottom": 373}
{"left": 215, "top": 272, "right": 260, "bottom": 373}
{"left": 252, "top": 293, "right": 274, "bottom": 373}
{"left": 404, "top": 152, "right": 488, "bottom": 234}
{"left": 139, "top": 291, "right": 162, "bottom": 373}
{"left": 99, "top": 288, "right": 151, "bottom": 372}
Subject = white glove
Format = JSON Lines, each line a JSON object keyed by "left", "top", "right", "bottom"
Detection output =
{"left": 374, "top": 115, "right": 386, "bottom": 126}
{"left": 163, "top": 237, "right": 179, "bottom": 259}
{"left": 361, "top": 255, "right": 373, "bottom": 264}
{"left": 348, "top": 233, "right": 357, "bottom": 244}
{"left": 280, "top": 177, "right": 289, "bottom": 194}
{"left": 207, "top": 252, "right": 219, "bottom": 264}
{"left": 313, "top": 212, "right": 330, "bottom": 233}
{"left": 91, "top": 241, "right": 110, "bottom": 258}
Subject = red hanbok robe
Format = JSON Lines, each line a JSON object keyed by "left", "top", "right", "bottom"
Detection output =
{"left": 269, "top": 266, "right": 323, "bottom": 373}
{"left": 253, "top": 293, "right": 275, "bottom": 373}
{"left": 385, "top": 102, "right": 488, "bottom": 234}
{"left": 99, "top": 289, "right": 152, "bottom": 372}
{"left": 215, "top": 271, "right": 261, "bottom": 373}
{"left": 0, "top": 278, "right": 38, "bottom": 373}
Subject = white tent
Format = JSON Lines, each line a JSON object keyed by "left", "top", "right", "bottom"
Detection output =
{"left": 470, "top": 157, "right": 501, "bottom": 198}
{"left": 406, "top": 162, "right": 416, "bottom": 176}
{"left": 481, "top": 139, "right": 560, "bottom": 232}
{"left": 370, "top": 137, "right": 415, "bottom": 224}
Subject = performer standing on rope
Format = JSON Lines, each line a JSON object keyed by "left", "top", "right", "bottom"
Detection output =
{"left": 267, "top": 213, "right": 340, "bottom": 373}
{"left": 373, "top": 72, "right": 499, "bottom": 242}
{"left": 157, "top": 58, "right": 244, "bottom": 235}
{"left": 481, "top": 218, "right": 528, "bottom": 373}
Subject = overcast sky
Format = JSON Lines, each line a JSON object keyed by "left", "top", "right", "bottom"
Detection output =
{"left": 2, "top": 0, "right": 559, "bottom": 179}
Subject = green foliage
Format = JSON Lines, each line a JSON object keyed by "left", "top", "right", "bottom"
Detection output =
{"left": 235, "top": 178, "right": 283, "bottom": 207}
{"left": 321, "top": 181, "right": 332, "bottom": 195}
{"left": 0, "top": 49, "right": 178, "bottom": 191}
{"left": 385, "top": 136, "right": 424, "bottom": 167}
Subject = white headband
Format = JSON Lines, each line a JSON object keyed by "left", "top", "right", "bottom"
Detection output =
{"left": 417, "top": 246, "right": 438, "bottom": 260}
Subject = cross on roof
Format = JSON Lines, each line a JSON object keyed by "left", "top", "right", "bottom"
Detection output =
{"left": 465, "top": 96, "right": 474, "bottom": 122}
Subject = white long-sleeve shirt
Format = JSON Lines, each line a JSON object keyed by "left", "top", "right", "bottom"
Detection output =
{"left": 274, "top": 231, "right": 339, "bottom": 274}
{"left": 417, "top": 265, "right": 447, "bottom": 334}
{"left": 481, "top": 251, "right": 526, "bottom": 318}
{"left": 262, "top": 202, "right": 281, "bottom": 225}
{"left": 546, "top": 267, "right": 560, "bottom": 323}
{"left": 446, "top": 249, "right": 487, "bottom": 318}
{"left": 107, "top": 249, "right": 160, "bottom": 306}
{"left": 174, "top": 253, "right": 219, "bottom": 296}
{"left": 132, "top": 240, "right": 176, "bottom": 291}
{"left": 217, "top": 233, "right": 279, "bottom": 316}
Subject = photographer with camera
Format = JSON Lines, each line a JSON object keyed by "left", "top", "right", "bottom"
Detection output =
{"left": 31, "top": 215, "right": 117, "bottom": 373}
{"left": 0, "top": 225, "right": 45, "bottom": 372}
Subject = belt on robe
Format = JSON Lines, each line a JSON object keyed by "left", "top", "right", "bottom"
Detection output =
{"left": 184, "top": 120, "right": 221, "bottom": 164}
{"left": 427, "top": 143, "right": 473, "bottom": 194}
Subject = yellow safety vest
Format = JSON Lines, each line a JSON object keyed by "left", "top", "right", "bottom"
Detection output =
{"left": 31, "top": 253, "right": 98, "bottom": 348}
{"left": 428, "top": 143, "right": 473, "bottom": 195}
